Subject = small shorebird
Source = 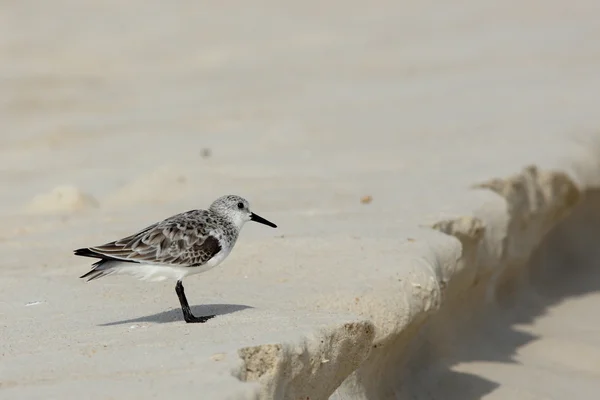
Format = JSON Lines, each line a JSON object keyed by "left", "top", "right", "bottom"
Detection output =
{"left": 75, "top": 195, "right": 277, "bottom": 323}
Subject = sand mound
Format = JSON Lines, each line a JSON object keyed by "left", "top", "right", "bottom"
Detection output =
{"left": 104, "top": 165, "right": 188, "bottom": 207}
{"left": 24, "top": 185, "right": 99, "bottom": 214}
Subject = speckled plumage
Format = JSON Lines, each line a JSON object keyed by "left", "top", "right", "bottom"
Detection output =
{"left": 74, "top": 195, "right": 277, "bottom": 323}
{"left": 88, "top": 209, "right": 236, "bottom": 268}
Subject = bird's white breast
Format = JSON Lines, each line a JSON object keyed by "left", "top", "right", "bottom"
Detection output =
{"left": 108, "top": 246, "right": 232, "bottom": 283}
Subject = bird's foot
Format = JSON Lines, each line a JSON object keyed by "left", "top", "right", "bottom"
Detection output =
{"left": 182, "top": 309, "right": 215, "bottom": 324}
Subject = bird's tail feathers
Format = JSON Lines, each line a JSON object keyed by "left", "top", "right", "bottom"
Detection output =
{"left": 79, "top": 259, "right": 119, "bottom": 282}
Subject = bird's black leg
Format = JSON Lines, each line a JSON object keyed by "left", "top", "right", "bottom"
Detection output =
{"left": 175, "top": 280, "right": 215, "bottom": 323}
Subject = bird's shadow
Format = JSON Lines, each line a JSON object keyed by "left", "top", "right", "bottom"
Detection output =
{"left": 99, "top": 304, "right": 252, "bottom": 326}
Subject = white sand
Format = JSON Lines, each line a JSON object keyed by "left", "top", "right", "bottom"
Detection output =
{"left": 2, "top": 1, "right": 600, "bottom": 399}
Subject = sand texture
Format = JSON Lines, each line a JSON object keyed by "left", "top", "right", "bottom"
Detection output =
{"left": 2, "top": 1, "right": 600, "bottom": 399}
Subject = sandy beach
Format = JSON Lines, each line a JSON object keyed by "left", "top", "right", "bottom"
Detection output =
{"left": 2, "top": 1, "right": 600, "bottom": 399}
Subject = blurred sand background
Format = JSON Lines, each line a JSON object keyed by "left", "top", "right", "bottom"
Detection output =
{"left": 1, "top": 1, "right": 600, "bottom": 399}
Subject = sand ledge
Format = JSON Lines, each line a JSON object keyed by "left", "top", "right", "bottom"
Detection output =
{"left": 233, "top": 164, "right": 590, "bottom": 399}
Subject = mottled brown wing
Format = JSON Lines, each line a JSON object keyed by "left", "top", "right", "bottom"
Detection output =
{"left": 89, "top": 211, "right": 222, "bottom": 267}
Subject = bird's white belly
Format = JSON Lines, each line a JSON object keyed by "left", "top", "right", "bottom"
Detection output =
{"left": 111, "top": 248, "right": 231, "bottom": 282}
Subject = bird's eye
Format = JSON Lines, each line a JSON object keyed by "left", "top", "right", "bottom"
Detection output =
{"left": 237, "top": 202, "right": 244, "bottom": 209}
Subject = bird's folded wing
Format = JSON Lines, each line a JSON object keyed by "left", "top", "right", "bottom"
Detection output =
{"left": 90, "top": 219, "right": 222, "bottom": 267}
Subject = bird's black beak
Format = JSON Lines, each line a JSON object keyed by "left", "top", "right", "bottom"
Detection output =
{"left": 250, "top": 212, "right": 277, "bottom": 228}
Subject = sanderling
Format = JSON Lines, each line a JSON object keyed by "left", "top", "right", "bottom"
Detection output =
{"left": 74, "top": 195, "right": 277, "bottom": 323}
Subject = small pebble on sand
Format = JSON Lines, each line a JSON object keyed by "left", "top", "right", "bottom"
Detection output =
{"left": 200, "top": 148, "right": 212, "bottom": 158}
{"left": 360, "top": 195, "right": 373, "bottom": 204}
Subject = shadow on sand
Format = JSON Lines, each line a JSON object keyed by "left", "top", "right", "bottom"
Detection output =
{"left": 99, "top": 304, "right": 252, "bottom": 326}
